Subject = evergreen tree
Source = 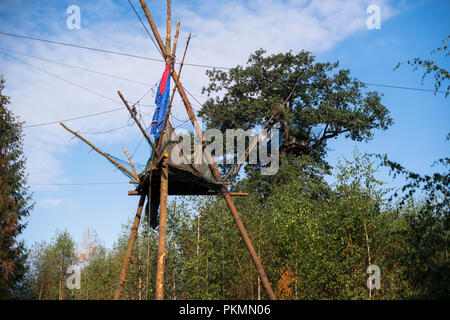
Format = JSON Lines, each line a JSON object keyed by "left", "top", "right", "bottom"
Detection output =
{"left": 0, "top": 75, "right": 33, "bottom": 298}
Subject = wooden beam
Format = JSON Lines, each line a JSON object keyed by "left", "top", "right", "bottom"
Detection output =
{"left": 172, "top": 72, "right": 278, "bottom": 300}
{"left": 155, "top": 155, "right": 169, "bottom": 300}
{"left": 173, "top": 65, "right": 277, "bottom": 301}
{"left": 123, "top": 145, "right": 139, "bottom": 177}
{"left": 229, "top": 193, "right": 249, "bottom": 196}
{"left": 60, "top": 122, "right": 138, "bottom": 181}
{"left": 157, "top": 33, "right": 191, "bottom": 152}
{"left": 114, "top": 193, "right": 146, "bottom": 299}
{"left": 137, "top": 2, "right": 203, "bottom": 144}
{"left": 139, "top": 0, "right": 166, "bottom": 55}
{"left": 171, "top": 20, "right": 180, "bottom": 59}
{"left": 166, "top": 0, "right": 171, "bottom": 54}
{"left": 168, "top": 50, "right": 278, "bottom": 301}
{"left": 117, "top": 90, "right": 156, "bottom": 151}
{"left": 128, "top": 190, "right": 140, "bottom": 196}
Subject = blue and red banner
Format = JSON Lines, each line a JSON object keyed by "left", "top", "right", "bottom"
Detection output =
{"left": 150, "top": 63, "right": 171, "bottom": 139}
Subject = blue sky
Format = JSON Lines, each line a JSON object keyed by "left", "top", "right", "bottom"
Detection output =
{"left": 0, "top": 0, "right": 448, "bottom": 249}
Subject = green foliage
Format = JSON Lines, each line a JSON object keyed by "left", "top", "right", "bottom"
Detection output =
{"left": 395, "top": 35, "right": 450, "bottom": 97}
{"left": 245, "top": 151, "right": 405, "bottom": 299}
{"left": 0, "top": 75, "right": 33, "bottom": 299}
{"left": 200, "top": 49, "right": 392, "bottom": 165}
{"left": 22, "top": 150, "right": 448, "bottom": 299}
{"left": 28, "top": 230, "right": 76, "bottom": 300}
{"left": 400, "top": 201, "right": 449, "bottom": 299}
{"left": 389, "top": 37, "right": 450, "bottom": 298}
{"left": 375, "top": 154, "right": 449, "bottom": 299}
{"left": 16, "top": 46, "right": 448, "bottom": 300}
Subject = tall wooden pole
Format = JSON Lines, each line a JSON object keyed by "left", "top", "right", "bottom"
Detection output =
{"left": 139, "top": 0, "right": 209, "bottom": 147}
{"left": 156, "top": 3, "right": 170, "bottom": 299}
{"left": 172, "top": 20, "right": 180, "bottom": 58}
{"left": 166, "top": 0, "right": 171, "bottom": 54}
{"left": 60, "top": 122, "right": 138, "bottom": 180}
{"left": 123, "top": 145, "right": 139, "bottom": 177}
{"left": 155, "top": 154, "right": 169, "bottom": 300}
{"left": 157, "top": 33, "right": 191, "bottom": 151}
{"left": 114, "top": 193, "right": 146, "bottom": 300}
{"left": 138, "top": 0, "right": 276, "bottom": 300}
{"left": 117, "top": 90, "right": 156, "bottom": 151}
{"left": 139, "top": 0, "right": 166, "bottom": 53}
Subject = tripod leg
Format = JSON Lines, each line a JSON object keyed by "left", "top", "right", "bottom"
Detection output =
{"left": 222, "top": 192, "right": 277, "bottom": 300}
{"left": 155, "top": 161, "right": 169, "bottom": 300}
{"left": 114, "top": 193, "right": 146, "bottom": 300}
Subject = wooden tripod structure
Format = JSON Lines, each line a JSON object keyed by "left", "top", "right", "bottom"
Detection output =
{"left": 60, "top": 0, "right": 276, "bottom": 300}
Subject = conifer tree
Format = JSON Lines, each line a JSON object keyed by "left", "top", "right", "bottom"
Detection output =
{"left": 0, "top": 75, "right": 33, "bottom": 298}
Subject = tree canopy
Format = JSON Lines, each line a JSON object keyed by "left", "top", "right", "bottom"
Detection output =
{"left": 3, "top": 45, "right": 448, "bottom": 301}
{"left": 395, "top": 35, "right": 449, "bottom": 97}
{"left": 199, "top": 49, "right": 392, "bottom": 163}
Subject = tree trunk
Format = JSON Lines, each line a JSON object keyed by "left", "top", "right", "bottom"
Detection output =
{"left": 38, "top": 275, "right": 44, "bottom": 300}
{"left": 114, "top": 193, "right": 146, "bottom": 300}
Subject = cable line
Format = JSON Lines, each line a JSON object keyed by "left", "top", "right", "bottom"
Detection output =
{"left": 127, "top": 0, "right": 164, "bottom": 59}
{"left": 23, "top": 108, "right": 125, "bottom": 128}
{"left": 0, "top": 50, "right": 157, "bottom": 128}
{"left": 78, "top": 124, "right": 132, "bottom": 135}
{"left": 1, "top": 49, "right": 121, "bottom": 104}
{"left": 361, "top": 82, "right": 447, "bottom": 94}
{"left": 0, "top": 47, "right": 153, "bottom": 86}
{"left": 0, "top": 31, "right": 231, "bottom": 70}
{"left": 30, "top": 182, "right": 130, "bottom": 186}
{"left": 0, "top": 31, "right": 164, "bottom": 63}
{"left": 1, "top": 32, "right": 446, "bottom": 93}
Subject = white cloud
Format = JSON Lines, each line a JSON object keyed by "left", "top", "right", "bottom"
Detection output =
{"left": 39, "top": 198, "right": 63, "bottom": 208}
{"left": 0, "top": 0, "right": 401, "bottom": 186}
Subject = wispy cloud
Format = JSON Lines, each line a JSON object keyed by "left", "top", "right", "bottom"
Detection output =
{"left": 39, "top": 197, "right": 63, "bottom": 208}
{"left": 0, "top": 0, "right": 401, "bottom": 186}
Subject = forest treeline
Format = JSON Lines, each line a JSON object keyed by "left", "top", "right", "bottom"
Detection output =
{"left": 15, "top": 151, "right": 449, "bottom": 300}
{"left": 2, "top": 41, "right": 448, "bottom": 300}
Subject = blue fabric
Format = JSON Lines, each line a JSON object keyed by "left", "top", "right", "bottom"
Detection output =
{"left": 267, "top": 124, "right": 283, "bottom": 154}
{"left": 150, "top": 64, "right": 171, "bottom": 139}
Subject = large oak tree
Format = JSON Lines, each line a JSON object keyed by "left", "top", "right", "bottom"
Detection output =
{"left": 199, "top": 49, "right": 392, "bottom": 168}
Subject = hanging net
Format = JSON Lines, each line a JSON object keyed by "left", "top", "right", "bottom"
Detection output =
{"left": 104, "top": 153, "right": 146, "bottom": 181}
{"left": 139, "top": 119, "right": 223, "bottom": 196}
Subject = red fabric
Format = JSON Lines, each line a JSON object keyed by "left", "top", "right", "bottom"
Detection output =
{"left": 159, "top": 63, "right": 170, "bottom": 95}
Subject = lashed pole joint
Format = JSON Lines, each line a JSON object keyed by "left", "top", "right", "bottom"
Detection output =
{"left": 118, "top": 90, "right": 156, "bottom": 151}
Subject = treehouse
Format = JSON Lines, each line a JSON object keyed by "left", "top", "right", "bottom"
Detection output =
{"left": 60, "top": 0, "right": 277, "bottom": 301}
{"left": 136, "top": 121, "right": 224, "bottom": 229}
{"left": 137, "top": 121, "right": 223, "bottom": 197}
